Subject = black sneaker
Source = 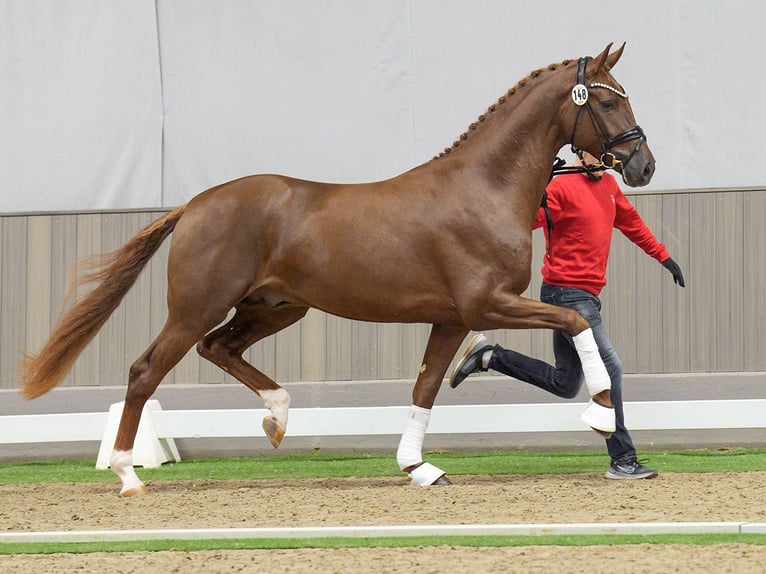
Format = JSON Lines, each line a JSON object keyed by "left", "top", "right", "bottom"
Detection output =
{"left": 605, "top": 457, "right": 658, "bottom": 480}
{"left": 449, "top": 334, "right": 493, "bottom": 389}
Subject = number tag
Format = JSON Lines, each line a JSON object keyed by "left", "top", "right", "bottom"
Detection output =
{"left": 571, "top": 84, "right": 589, "bottom": 106}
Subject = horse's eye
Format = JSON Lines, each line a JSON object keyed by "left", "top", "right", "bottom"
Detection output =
{"left": 601, "top": 100, "right": 617, "bottom": 111}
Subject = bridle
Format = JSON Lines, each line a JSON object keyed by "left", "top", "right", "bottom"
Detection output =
{"left": 543, "top": 56, "right": 648, "bottom": 257}
{"left": 568, "top": 56, "right": 646, "bottom": 174}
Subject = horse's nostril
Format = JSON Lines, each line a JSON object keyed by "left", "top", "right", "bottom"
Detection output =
{"left": 643, "top": 163, "right": 654, "bottom": 178}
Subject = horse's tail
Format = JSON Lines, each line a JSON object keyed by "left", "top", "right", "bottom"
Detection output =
{"left": 19, "top": 204, "right": 188, "bottom": 399}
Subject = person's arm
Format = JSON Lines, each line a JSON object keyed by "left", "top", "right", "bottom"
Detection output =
{"left": 613, "top": 187, "right": 685, "bottom": 287}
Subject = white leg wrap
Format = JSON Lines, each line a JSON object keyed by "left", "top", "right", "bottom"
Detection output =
{"left": 396, "top": 406, "right": 448, "bottom": 486}
{"left": 396, "top": 405, "right": 430, "bottom": 470}
{"left": 110, "top": 449, "right": 145, "bottom": 495}
{"left": 573, "top": 328, "right": 611, "bottom": 395}
{"left": 260, "top": 388, "right": 291, "bottom": 428}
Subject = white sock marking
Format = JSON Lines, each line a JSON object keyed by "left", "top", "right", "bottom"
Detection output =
{"left": 110, "top": 449, "right": 144, "bottom": 494}
{"left": 259, "top": 388, "right": 291, "bottom": 428}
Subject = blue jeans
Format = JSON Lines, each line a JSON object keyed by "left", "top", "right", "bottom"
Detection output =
{"left": 488, "top": 282, "right": 635, "bottom": 462}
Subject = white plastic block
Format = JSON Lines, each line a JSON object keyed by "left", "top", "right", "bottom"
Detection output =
{"left": 95, "top": 400, "right": 181, "bottom": 469}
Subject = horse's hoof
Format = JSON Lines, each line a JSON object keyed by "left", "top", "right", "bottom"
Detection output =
{"left": 431, "top": 474, "right": 453, "bottom": 486}
{"left": 262, "top": 416, "right": 285, "bottom": 448}
{"left": 407, "top": 461, "right": 449, "bottom": 486}
{"left": 580, "top": 399, "right": 616, "bottom": 433}
{"left": 120, "top": 484, "right": 149, "bottom": 497}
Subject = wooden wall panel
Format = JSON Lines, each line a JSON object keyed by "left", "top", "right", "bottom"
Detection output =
{"left": 743, "top": 191, "right": 766, "bottom": 370}
{"left": 325, "top": 314, "right": 353, "bottom": 380}
{"left": 688, "top": 193, "right": 718, "bottom": 370}
{"left": 660, "top": 193, "right": 691, "bottom": 372}
{"left": 716, "top": 193, "right": 745, "bottom": 371}
{"left": 1, "top": 218, "right": 27, "bottom": 389}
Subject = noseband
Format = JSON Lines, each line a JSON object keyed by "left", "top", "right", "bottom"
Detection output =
{"left": 569, "top": 56, "right": 646, "bottom": 172}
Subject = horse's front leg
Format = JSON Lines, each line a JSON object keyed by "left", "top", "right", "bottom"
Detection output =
{"left": 397, "top": 323, "right": 468, "bottom": 486}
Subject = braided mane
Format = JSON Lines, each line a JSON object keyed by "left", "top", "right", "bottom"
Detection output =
{"left": 434, "top": 59, "right": 574, "bottom": 159}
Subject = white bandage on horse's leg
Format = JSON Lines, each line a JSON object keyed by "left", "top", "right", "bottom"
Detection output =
{"left": 397, "top": 405, "right": 430, "bottom": 470}
{"left": 110, "top": 449, "right": 145, "bottom": 496}
{"left": 396, "top": 405, "right": 447, "bottom": 486}
{"left": 260, "top": 388, "right": 291, "bottom": 427}
{"left": 572, "top": 328, "right": 611, "bottom": 395}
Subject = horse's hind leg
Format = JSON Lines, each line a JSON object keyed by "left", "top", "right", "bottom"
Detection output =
{"left": 197, "top": 303, "right": 309, "bottom": 448}
{"left": 397, "top": 323, "right": 468, "bottom": 486}
{"left": 111, "top": 318, "right": 209, "bottom": 496}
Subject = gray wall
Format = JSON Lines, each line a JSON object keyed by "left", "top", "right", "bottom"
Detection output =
{"left": 2, "top": 186, "right": 763, "bottom": 393}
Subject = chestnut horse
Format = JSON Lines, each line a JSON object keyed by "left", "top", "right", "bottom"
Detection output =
{"left": 21, "top": 43, "right": 654, "bottom": 495}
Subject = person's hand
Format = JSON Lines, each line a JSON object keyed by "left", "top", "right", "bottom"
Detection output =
{"left": 662, "top": 258, "right": 685, "bottom": 287}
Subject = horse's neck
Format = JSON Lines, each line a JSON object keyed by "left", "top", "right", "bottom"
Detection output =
{"left": 425, "top": 81, "right": 567, "bottom": 221}
{"left": 471, "top": 88, "right": 565, "bottom": 188}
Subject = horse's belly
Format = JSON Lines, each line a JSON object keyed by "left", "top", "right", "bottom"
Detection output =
{"left": 316, "top": 289, "right": 459, "bottom": 324}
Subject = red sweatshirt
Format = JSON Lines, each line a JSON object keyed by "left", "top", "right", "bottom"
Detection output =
{"left": 534, "top": 171, "right": 670, "bottom": 296}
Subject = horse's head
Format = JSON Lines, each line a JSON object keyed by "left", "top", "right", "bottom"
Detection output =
{"left": 567, "top": 43, "right": 655, "bottom": 187}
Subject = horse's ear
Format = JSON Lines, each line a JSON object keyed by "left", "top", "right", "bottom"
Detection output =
{"left": 591, "top": 43, "right": 613, "bottom": 73}
{"left": 605, "top": 42, "right": 626, "bottom": 70}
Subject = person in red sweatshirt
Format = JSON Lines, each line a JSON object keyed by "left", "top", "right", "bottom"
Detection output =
{"left": 450, "top": 150, "right": 685, "bottom": 480}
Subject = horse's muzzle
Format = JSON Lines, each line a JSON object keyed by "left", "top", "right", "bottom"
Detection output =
{"left": 618, "top": 148, "right": 655, "bottom": 187}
